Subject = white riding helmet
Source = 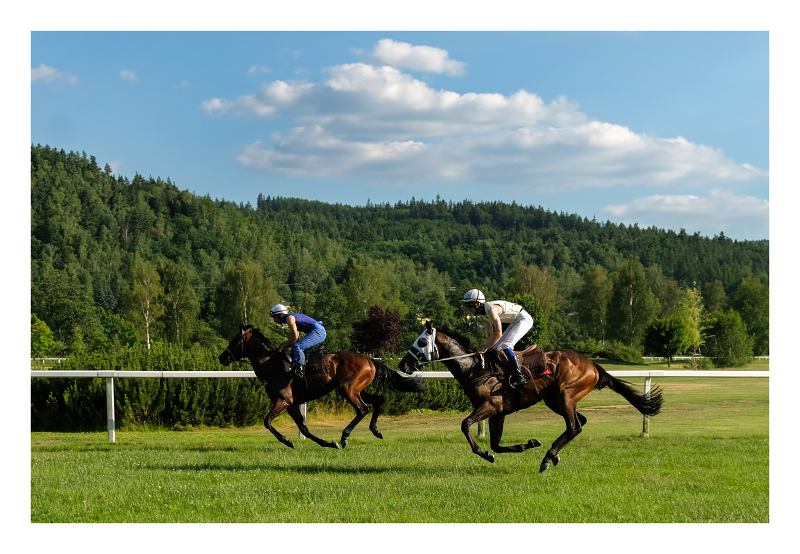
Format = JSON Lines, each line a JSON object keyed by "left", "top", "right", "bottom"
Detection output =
{"left": 269, "top": 304, "right": 289, "bottom": 316}
{"left": 461, "top": 289, "right": 485, "bottom": 304}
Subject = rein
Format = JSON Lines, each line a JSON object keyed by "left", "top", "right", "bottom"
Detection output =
{"left": 413, "top": 352, "right": 481, "bottom": 367}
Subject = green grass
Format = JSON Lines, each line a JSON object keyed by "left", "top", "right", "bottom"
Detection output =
{"left": 31, "top": 377, "right": 768, "bottom": 523}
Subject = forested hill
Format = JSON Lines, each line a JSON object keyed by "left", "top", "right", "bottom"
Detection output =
{"left": 30, "top": 145, "right": 769, "bottom": 356}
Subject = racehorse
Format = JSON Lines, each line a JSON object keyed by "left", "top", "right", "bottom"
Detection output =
{"left": 397, "top": 321, "right": 663, "bottom": 472}
{"left": 219, "top": 324, "right": 425, "bottom": 449}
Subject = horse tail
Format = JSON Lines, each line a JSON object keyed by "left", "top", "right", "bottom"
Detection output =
{"left": 371, "top": 359, "right": 427, "bottom": 393}
{"left": 594, "top": 362, "right": 663, "bottom": 416}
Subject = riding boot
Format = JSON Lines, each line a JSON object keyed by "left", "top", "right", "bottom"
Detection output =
{"left": 506, "top": 355, "right": 528, "bottom": 388}
{"left": 291, "top": 362, "right": 305, "bottom": 380}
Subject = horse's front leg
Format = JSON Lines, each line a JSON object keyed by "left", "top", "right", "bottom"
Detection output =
{"left": 461, "top": 402, "right": 498, "bottom": 463}
{"left": 264, "top": 399, "right": 295, "bottom": 449}
{"left": 286, "top": 405, "right": 341, "bottom": 449}
{"left": 489, "top": 414, "right": 542, "bottom": 453}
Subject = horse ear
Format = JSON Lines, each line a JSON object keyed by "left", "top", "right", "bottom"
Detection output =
{"left": 425, "top": 320, "right": 433, "bottom": 332}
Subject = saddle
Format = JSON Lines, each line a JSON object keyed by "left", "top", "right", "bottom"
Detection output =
{"left": 485, "top": 346, "right": 555, "bottom": 378}
{"left": 278, "top": 344, "right": 326, "bottom": 372}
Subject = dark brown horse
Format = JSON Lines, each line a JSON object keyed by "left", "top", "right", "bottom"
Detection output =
{"left": 398, "top": 322, "right": 662, "bottom": 472}
{"left": 219, "top": 324, "right": 425, "bottom": 449}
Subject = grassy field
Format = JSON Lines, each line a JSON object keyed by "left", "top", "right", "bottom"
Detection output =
{"left": 30, "top": 375, "right": 768, "bottom": 523}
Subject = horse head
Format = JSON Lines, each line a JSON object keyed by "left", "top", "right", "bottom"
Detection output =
{"left": 218, "top": 324, "right": 273, "bottom": 366}
{"left": 398, "top": 320, "right": 440, "bottom": 374}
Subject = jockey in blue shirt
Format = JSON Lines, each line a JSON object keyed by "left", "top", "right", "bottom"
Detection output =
{"left": 269, "top": 304, "right": 327, "bottom": 380}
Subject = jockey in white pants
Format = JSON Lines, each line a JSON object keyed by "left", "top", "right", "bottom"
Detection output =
{"left": 460, "top": 289, "right": 534, "bottom": 388}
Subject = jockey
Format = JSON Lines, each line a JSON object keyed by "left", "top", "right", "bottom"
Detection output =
{"left": 459, "top": 289, "right": 535, "bottom": 388}
{"left": 269, "top": 304, "right": 327, "bottom": 380}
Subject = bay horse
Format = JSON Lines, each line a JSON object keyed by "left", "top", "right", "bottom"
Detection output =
{"left": 219, "top": 324, "right": 425, "bottom": 449}
{"left": 397, "top": 321, "right": 663, "bottom": 472}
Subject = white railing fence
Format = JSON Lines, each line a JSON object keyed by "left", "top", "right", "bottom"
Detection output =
{"left": 30, "top": 369, "right": 769, "bottom": 443}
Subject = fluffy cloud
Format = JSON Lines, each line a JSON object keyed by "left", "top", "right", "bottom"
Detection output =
{"left": 120, "top": 69, "right": 139, "bottom": 82}
{"left": 31, "top": 64, "right": 78, "bottom": 85}
{"left": 368, "top": 38, "right": 467, "bottom": 75}
{"left": 201, "top": 39, "right": 767, "bottom": 192}
{"left": 605, "top": 189, "right": 768, "bottom": 237}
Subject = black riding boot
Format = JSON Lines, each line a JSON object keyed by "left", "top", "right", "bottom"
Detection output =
{"left": 507, "top": 355, "right": 528, "bottom": 388}
{"left": 291, "top": 362, "right": 305, "bottom": 380}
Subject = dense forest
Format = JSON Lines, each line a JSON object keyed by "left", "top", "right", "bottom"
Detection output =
{"left": 31, "top": 144, "right": 769, "bottom": 365}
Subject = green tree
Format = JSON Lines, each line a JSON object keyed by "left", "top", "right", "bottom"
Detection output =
{"left": 646, "top": 266, "right": 682, "bottom": 318}
{"left": 608, "top": 260, "right": 660, "bottom": 348}
{"left": 216, "top": 259, "right": 277, "bottom": 334}
{"left": 508, "top": 265, "right": 558, "bottom": 320}
{"left": 731, "top": 276, "right": 769, "bottom": 355}
{"left": 704, "top": 309, "right": 753, "bottom": 367}
{"left": 703, "top": 279, "right": 728, "bottom": 312}
{"left": 644, "top": 317, "right": 690, "bottom": 366}
{"left": 126, "top": 257, "right": 165, "bottom": 350}
{"left": 675, "top": 287, "right": 705, "bottom": 366}
{"left": 508, "top": 292, "right": 547, "bottom": 349}
{"left": 161, "top": 259, "right": 201, "bottom": 345}
{"left": 31, "top": 314, "right": 61, "bottom": 357}
{"left": 576, "top": 265, "right": 612, "bottom": 344}
{"left": 32, "top": 267, "right": 97, "bottom": 344}
{"left": 340, "top": 258, "right": 408, "bottom": 322}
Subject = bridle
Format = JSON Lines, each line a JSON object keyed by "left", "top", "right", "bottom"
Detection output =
{"left": 406, "top": 328, "right": 482, "bottom": 370}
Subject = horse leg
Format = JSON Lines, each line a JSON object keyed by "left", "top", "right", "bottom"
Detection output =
{"left": 286, "top": 405, "right": 341, "bottom": 449}
{"left": 264, "top": 399, "right": 295, "bottom": 449}
{"left": 339, "top": 387, "right": 371, "bottom": 448}
{"left": 539, "top": 397, "right": 583, "bottom": 473}
{"left": 461, "top": 403, "right": 498, "bottom": 463}
{"left": 362, "top": 392, "right": 385, "bottom": 440}
{"left": 488, "top": 414, "right": 542, "bottom": 454}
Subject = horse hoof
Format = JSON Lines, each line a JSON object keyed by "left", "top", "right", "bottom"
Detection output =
{"left": 539, "top": 460, "right": 550, "bottom": 473}
{"left": 284, "top": 441, "right": 295, "bottom": 449}
{"left": 485, "top": 452, "right": 495, "bottom": 463}
{"left": 526, "top": 439, "right": 542, "bottom": 449}
{"left": 372, "top": 430, "right": 384, "bottom": 440}
{"left": 333, "top": 442, "right": 342, "bottom": 449}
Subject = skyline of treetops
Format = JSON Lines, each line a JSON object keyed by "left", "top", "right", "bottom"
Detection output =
{"left": 31, "top": 145, "right": 768, "bottom": 364}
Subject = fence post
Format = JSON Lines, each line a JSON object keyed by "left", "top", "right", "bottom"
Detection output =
{"left": 641, "top": 375, "right": 652, "bottom": 438}
{"left": 106, "top": 377, "right": 116, "bottom": 444}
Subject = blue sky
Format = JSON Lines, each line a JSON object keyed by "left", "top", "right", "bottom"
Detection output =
{"left": 31, "top": 31, "right": 768, "bottom": 239}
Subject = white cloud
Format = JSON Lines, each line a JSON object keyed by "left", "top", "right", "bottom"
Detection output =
{"left": 247, "top": 65, "right": 271, "bottom": 76}
{"left": 120, "top": 69, "right": 139, "bottom": 82}
{"left": 369, "top": 38, "right": 467, "bottom": 76}
{"left": 201, "top": 40, "right": 767, "bottom": 194}
{"left": 31, "top": 64, "right": 78, "bottom": 85}
{"left": 605, "top": 188, "right": 768, "bottom": 237}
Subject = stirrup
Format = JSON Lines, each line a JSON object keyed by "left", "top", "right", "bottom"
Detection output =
{"left": 291, "top": 363, "right": 305, "bottom": 379}
{"left": 509, "top": 373, "right": 528, "bottom": 388}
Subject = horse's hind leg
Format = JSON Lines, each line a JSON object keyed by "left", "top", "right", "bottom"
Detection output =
{"left": 539, "top": 396, "right": 584, "bottom": 473}
{"left": 488, "top": 414, "right": 542, "bottom": 454}
{"left": 287, "top": 405, "right": 341, "bottom": 449}
{"left": 339, "top": 386, "right": 371, "bottom": 448}
{"left": 461, "top": 402, "right": 498, "bottom": 463}
{"left": 362, "top": 392, "right": 385, "bottom": 439}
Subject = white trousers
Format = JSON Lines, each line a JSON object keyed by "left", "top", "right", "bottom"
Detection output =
{"left": 492, "top": 310, "right": 533, "bottom": 351}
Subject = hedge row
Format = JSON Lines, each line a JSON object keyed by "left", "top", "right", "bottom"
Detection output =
{"left": 31, "top": 343, "right": 471, "bottom": 431}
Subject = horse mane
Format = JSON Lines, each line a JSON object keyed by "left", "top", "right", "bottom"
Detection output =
{"left": 436, "top": 327, "right": 475, "bottom": 352}
{"left": 243, "top": 325, "right": 276, "bottom": 351}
